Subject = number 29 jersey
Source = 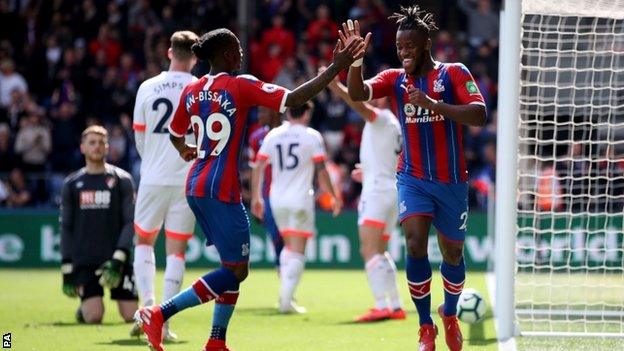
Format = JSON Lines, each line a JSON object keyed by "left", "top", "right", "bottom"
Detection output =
{"left": 169, "top": 72, "right": 289, "bottom": 203}
{"left": 133, "top": 71, "right": 197, "bottom": 186}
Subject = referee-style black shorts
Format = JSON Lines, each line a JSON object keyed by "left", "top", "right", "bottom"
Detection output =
{"left": 74, "top": 264, "right": 138, "bottom": 301}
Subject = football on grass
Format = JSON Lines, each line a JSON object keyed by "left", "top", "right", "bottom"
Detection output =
{"left": 456, "top": 288, "right": 487, "bottom": 323}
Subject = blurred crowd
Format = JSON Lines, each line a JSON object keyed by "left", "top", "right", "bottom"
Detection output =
{"left": 0, "top": 0, "right": 501, "bottom": 211}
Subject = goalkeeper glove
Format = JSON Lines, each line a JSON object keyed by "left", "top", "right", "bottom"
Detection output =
{"left": 96, "top": 250, "right": 126, "bottom": 289}
{"left": 61, "top": 260, "right": 78, "bottom": 298}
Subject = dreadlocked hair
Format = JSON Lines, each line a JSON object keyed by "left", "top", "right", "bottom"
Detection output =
{"left": 389, "top": 4, "right": 438, "bottom": 34}
{"left": 192, "top": 28, "right": 237, "bottom": 61}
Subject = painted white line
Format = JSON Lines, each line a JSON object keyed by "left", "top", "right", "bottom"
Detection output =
{"left": 486, "top": 272, "right": 518, "bottom": 351}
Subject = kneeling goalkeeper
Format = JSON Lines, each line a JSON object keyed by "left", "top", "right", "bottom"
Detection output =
{"left": 60, "top": 125, "right": 138, "bottom": 324}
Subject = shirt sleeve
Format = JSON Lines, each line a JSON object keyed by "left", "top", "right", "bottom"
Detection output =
{"left": 449, "top": 63, "right": 485, "bottom": 106}
{"left": 364, "top": 69, "right": 399, "bottom": 101}
{"left": 115, "top": 172, "right": 136, "bottom": 253}
{"left": 60, "top": 178, "right": 74, "bottom": 261}
{"left": 237, "top": 75, "right": 290, "bottom": 113}
{"left": 132, "top": 84, "right": 147, "bottom": 132}
{"left": 169, "top": 85, "right": 192, "bottom": 137}
{"left": 311, "top": 131, "right": 327, "bottom": 163}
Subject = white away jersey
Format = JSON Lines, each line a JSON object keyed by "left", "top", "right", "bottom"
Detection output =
{"left": 360, "top": 108, "right": 402, "bottom": 193}
{"left": 133, "top": 71, "right": 197, "bottom": 186}
{"left": 257, "top": 122, "right": 327, "bottom": 207}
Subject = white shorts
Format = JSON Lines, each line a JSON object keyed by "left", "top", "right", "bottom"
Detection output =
{"left": 358, "top": 189, "right": 398, "bottom": 241}
{"left": 270, "top": 200, "right": 315, "bottom": 238}
{"left": 134, "top": 184, "right": 195, "bottom": 241}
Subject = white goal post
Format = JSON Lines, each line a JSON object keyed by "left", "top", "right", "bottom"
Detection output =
{"left": 496, "top": 0, "right": 624, "bottom": 340}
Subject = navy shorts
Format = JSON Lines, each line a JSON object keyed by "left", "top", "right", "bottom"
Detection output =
{"left": 263, "top": 196, "right": 281, "bottom": 244}
{"left": 397, "top": 172, "right": 469, "bottom": 242}
{"left": 187, "top": 196, "right": 250, "bottom": 266}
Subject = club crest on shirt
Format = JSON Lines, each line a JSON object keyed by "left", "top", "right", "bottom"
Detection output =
{"left": 261, "top": 83, "right": 279, "bottom": 93}
{"left": 399, "top": 201, "right": 407, "bottom": 215}
{"left": 433, "top": 79, "right": 445, "bottom": 93}
{"left": 241, "top": 243, "right": 250, "bottom": 257}
{"left": 105, "top": 176, "right": 116, "bottom": 189}
{"left": 404, "top": 103, "right": 416, "bottom": 117}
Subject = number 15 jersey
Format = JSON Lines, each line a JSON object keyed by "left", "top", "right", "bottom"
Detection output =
{"left": 133, "top": 71, "right": 197, "bottom": 186}
{"left": 257, "top": 122, "right": 327, "bottom": 208}
{"left": 169, "top": 72, "right": 289, "bottom": 203}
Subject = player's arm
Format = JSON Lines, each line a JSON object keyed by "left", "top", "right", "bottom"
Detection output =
{"left": 429, "top": 100, "right": 486, "bottom": 126}
{"left": 250, "top": 157, "right": 268, "bottom": 220}
{"left": 59, "top": 179, "right": 77, "bottom": 298}
{"left": 284, "top": 35, "right": 369, "bottom": 108}
{"left": 326, "top": 73, "right": 375, "bottom": 122}
{"left": 315, "top": 161, "right": 343, "bottom": 217}
{"left": 132, "top": 85, "right": 147, "bottom": 157}
{"left": 98, "top": 174, "right": 135, "bottom": 289}
{"left": 342, "top": 19, "right": 372, "bottom": 102}
{"left": 169, "top": 86, "right": 197, "bottom": 161}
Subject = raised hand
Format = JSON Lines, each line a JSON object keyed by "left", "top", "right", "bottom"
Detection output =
{"left": 339, "top": 19, "right": 372, "bottom": 63}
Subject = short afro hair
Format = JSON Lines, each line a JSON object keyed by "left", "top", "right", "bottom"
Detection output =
{"left": 192, "top": 28, "right": 238, "bottom": 61}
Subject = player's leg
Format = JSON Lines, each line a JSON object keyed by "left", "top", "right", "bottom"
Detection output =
{"left": 431, "top": 181, "right": 469, "bottom": 351}
{"left": 133, "top": 184, "right": 167, "bottom": 307}
{"left": 111, "top": 263, "right": 139, "bottom": 323}
{"left": 263, "top": 196, "right": 284, "bottom": 269}
{"left": 397, "top": 174, "right": 437, "bottom": 350}
{"left": 355, "top": 221, "right": 392, "bottom": 322}
{"left": 275, "top": 204, "right": 312, "bottom": 313}
{"left": 80, "top": 296, "right": 105, "bottom": 324}
{"left": 135, "top": 197, "right": 246, "bottom": 351}
{"left": 278, "top": 234, "right": 308, "bottom": 313}
{"left": 75, "top": 266, "right": 105, "bottom": 324}
{"left": 160, "top": 191, "right": 195, "bottom": 340}
{"left": 382, "top": 201, "right": 405, "bottom": 319}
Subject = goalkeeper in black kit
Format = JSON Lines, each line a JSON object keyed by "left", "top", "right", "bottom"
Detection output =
{"left": 60, "top": 125, "right": 138, "bottom": 324}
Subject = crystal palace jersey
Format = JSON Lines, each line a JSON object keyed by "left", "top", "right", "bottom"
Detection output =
{"left": 248, "top": 126, "right": 272, "bottom": 198}
{"left": 133, "top": 71, "right": 197, "bottom": 186}
{"left": 169, "top": 73, "right": 289, "bottom": 202}
{"left": 364, "top": 62, "right": 485, "bottom": 183}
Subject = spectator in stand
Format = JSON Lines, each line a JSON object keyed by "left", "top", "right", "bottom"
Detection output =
{"left": 0, "top": 123, "right": 14, "bottom": 172}
{"left": 274, "top": 57, "right": 298, "bottom": 90}
{"left": 4, "top": 168, "right": 32, "bottom": 208}
{"left": 322, "top": 90, "right": 348, "bottom": 158}
{"left": 260, "top": 43, "right": 285, "bottom": 82}
{"left": 89, "top": 24, "right": 122, "bottom": 67}
{"left": 458, "top": 0, "right": 499, "bottom": 48}
{"left": 14, "top": 112, "right": 51, "bottom": 173}
{"left": 306, "top": 5, "right": 339, "bottom": 51}
{"left": 0, "top": 59, "right": 28, "bottom": 108}
{"left": 261, "top": 15, "right": 296, "bottom": 59}
{"left": 432, "top": 30, "right": 459, "bottom": 63}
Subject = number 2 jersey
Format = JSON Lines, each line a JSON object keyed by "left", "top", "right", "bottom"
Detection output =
{"left": 133, "top": 71, "right": 197, "bottom": 186}
{"left": 365, "top": 62, "right": 485, "bottom": 183}
{"left": 169, "top": 72, "right": 289, "bottom": 202}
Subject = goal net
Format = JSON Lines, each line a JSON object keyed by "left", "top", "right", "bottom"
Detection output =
{"left": 515, "top": 0, "right": 624, "bottom": 337}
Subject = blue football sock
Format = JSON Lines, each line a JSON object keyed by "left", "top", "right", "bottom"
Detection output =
{"left": 160, "top": 267, "right": 238, "bottom": 321}
{"left": 406, "top": 255, "right": 433, "bottom": 325}
{"left": 441, "top": 258, "right": 466, "bottom": 316}
{"left": 210, "top": 284, "right": 240, "bottom": 341}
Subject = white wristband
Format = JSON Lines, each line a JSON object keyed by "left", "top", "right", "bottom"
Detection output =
{"left": 61, "top": 263, "right": 73, "bottom": 274}
{"left": 113, "top": 249, "right": 127, "bottom": 262}
{"left": 351, "top": 58, "right": 363, "bottom": 67}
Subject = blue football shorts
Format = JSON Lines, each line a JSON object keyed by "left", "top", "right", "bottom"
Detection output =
{"left": 397, "top": 172, "right": 469, "bottom": 242}
{"left": 187, "top": 196, "right": 250, "bottom": 266}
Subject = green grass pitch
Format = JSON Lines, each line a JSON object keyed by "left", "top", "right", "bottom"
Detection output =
{"left": 0, "top": 268, "right": 497, "bottom": 350}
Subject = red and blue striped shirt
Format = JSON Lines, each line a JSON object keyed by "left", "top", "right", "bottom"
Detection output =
{"left": 365, "top": 62, "right": 485, "bottom": 183}
{"left": 169, "top": 73, "right": 289, "bottom": 202}
{"left": 248, "top": 125, "right": 272, "bottom": 198}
